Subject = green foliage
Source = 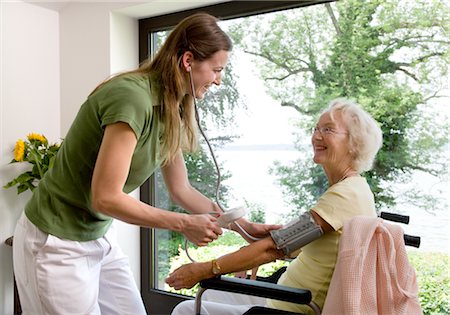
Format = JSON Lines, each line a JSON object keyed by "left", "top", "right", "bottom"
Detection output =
{"left": 184, "top": 149, "right": 232, "bottom": 206}
{"left": 214, "top": 230, "right": 247, "bottom": 247}
{"left": 3, "top": 133, "right": 61, "bottom": 194}
{"left": 245, "top": 200, "right": 267, "bottom": 224}
{"left": 255, "top": 259, "right": 289, "bottom": 278}
{"left": 229, "top": 0, "right": 449, "bottom": 213}
{"left": 408, "top": 251, "right": 450, "bottom": 315}
{"left": 270, "top": 159, "right": 327, "bottom": 219}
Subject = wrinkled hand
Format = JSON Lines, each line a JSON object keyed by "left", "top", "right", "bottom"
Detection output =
{"left": 183, "top": 214, "right": 223, "bottom": 246}
{"left": 165, "top": 262, "right": 206, "bottom": 290}
{"left": 232, "top": 218, "right": 282, "bottom": 243}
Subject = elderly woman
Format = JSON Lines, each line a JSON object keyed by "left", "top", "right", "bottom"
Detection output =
{"left": 166, "top": 98, "right": 383, "bottom": 315}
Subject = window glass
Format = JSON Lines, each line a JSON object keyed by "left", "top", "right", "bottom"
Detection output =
{"left": 150, "top": 16, "right": 301, "bottom": 295}
{"left": 146, "top": 1, "right": 449, "bottom": 309}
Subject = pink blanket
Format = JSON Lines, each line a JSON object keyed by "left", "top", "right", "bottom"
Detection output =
{"left": 322, "top": 216, "right": 422, "bottom": 315}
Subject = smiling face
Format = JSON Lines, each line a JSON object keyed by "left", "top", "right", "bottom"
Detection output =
{"left": 186, "top": 50, "right": 229, "bottom": 99}
{"left": 312, "top": 110, "right": 353, "bottom": 176}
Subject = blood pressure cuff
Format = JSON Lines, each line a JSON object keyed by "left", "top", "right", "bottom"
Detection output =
{"left": 270, "top": 212, "right": 324, "bottom": 256}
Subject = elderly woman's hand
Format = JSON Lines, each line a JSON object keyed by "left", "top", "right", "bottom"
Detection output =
{"left": 165, "top": 262, "right": 210, "bottom": 290}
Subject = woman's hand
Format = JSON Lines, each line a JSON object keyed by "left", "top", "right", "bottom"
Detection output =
{"left": 165, "top": 262, "right": 209, "bottom": 290}
{"left": 232, "top": 217, "right": 282, "bottom": 243}
{"left": 182, "top": 214, "right": 223, "bottom": 246}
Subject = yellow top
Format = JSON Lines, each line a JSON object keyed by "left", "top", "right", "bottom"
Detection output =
{"left": 267, "top": 176, "right": 377, "bottom": 314}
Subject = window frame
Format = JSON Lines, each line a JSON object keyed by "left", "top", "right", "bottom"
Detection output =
{"left": 138, "top": 1, "right": 332, "bottom": 314}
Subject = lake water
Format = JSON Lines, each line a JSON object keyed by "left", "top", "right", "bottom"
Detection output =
{"left": 216, "top": 147, "right": 450, "bottom": 254}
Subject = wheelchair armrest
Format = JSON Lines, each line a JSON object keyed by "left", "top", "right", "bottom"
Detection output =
{"left": 199, "top": 276, "right": 312, "bottom": 304}
{"left": 254, "top": 266, "right": 287, "bottom": 283}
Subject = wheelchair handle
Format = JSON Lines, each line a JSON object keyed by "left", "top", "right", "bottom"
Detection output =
{"left": 380, "top": 212, "right": 409, "bottom": 224}
{"left": 404, "top": 234, "right": 421, "bottom": 248}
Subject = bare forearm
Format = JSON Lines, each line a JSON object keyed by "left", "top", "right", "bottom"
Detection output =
{"left": 93, "top": 192, "right": 186, "bottom": 232}
{"left": 90, "top": 124, "right": 220, "bottom": 245}
{"left": 202, "top": 238, "right": 284, "bottom": 278}
{"left": 172, "top": 185, "right": 221, "bottom": 215}
{"left": 166, "top": 237, "right": 285, "bottom": 289}
{"left": 93, "top": 190, "right": 222, "bottom": 246}
{"left": 161, "top": 152, "right": 222, "bottom": 215}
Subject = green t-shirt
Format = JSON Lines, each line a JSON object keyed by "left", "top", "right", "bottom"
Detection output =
{"left": 267, "top": 176, "right": 377, "bottom": 314}
{"left": 25, "top": 74, "right": 163, "bottom": 241}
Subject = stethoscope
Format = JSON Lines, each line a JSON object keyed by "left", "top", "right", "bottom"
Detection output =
{"left": 185, "top": 65, "right": 260, "bottom": 262}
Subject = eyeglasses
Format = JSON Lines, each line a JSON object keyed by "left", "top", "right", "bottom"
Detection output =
{"left": 312, "top": 126, "right": 348, "bottom": 136}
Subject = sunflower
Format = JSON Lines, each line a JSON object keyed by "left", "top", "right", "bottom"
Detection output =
{"left": 5, "top": 133, "right": 62, "bottom": 194}
{"left": 27, "top": 132, "right": 48, "bottom": 144}
{"left": 14, "top": 139, "right": 25, "bottom": 162}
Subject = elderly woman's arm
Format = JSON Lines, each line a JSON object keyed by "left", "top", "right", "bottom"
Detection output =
{"left": 165, "top": 210, "right": 334, "bottom": 290}
{"left": 165, "top": 236, "right": 284, "bottom": 290}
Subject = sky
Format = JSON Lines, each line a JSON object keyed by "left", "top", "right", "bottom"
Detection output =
{"left": 213, "top": 50, "right": 301, "bottom": 148}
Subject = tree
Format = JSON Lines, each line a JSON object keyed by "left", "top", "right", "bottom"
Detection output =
{"left": 228, "top": 0, "right": 449, "bottom": 217}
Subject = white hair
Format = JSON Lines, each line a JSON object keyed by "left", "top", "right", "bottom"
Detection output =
{"left": 326, "top": 98, "right": 383, "bottom": 173}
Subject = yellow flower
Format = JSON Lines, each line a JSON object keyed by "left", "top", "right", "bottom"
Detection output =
{"left": 14, "top": 139, "right": 25, "bottom": 162}
{"left": 27, "top": 133, "right": 47, "bottom": 144}
{"left": 5, "top": 133, "right": 62, "bottom": 194}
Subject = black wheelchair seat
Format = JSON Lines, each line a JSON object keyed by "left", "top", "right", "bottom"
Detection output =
{"left": 243, "top": 306, "right": 305, "bottom": 315}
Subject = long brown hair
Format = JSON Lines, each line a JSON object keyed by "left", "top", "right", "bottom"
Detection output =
{"left": 94, "top": 13, "right": 232, "bottom": 165}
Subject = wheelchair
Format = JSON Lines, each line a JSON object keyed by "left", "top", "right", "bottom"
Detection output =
{"left": 195, "top": 212, "right": 421, "bottom": 315}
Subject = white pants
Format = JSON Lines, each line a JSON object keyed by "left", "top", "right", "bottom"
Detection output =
{"left": 13, "top": 213, "right": 146, "bottom": 315}
{"left": 171, "top": 289, "right": 266, "bottom": 315}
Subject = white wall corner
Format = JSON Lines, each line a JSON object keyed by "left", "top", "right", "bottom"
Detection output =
{"left": 1, "top": 2, "right": 60, "bottom": 314}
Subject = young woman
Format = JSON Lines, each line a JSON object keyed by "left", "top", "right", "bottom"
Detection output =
{"left": 13, "top": 13, "right": 278, "bottom": 315}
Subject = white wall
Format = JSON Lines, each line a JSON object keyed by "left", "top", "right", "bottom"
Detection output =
{"left": 1, "top": 2, "right": 144, "bottom": 313}
{"left": 0, "top": 2, "right": 60, "bottom": 314}
{"left": 0, "top": 1, "right": 226, "bottom": 313}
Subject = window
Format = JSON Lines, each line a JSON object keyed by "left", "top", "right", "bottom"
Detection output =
{"left": 139, "top": 1, "right": 449, "bottom": 314}
{"left": 139, "top": 2, "right": 332, "bottom": 313}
